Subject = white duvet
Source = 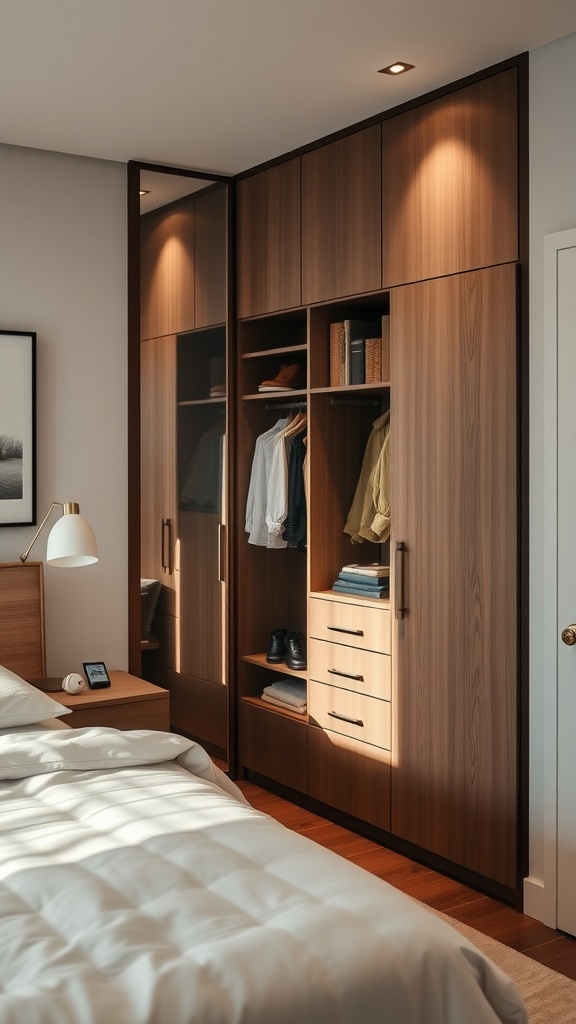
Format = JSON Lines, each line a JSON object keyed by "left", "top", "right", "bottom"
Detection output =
{"left": 0, "top": 728, "right": 527, "bottom": 1024}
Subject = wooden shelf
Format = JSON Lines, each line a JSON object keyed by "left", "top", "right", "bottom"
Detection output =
{"left": 310, "top": 590, "right": 391, "bottom": 608}
{"left": 241, "top": 694, "right": 309, "bottom": 723}
{"left": 242, "top": 653, "right": 307, "bottom": 679}
{"left": 310, "top": 382, "right": 389, "bottom": 395}
{"left": 242, "top": 344, "right": 307, "bottom": 360}
{"left": 178, "top": 397, "right": 226, "bottom": 407}
{"left": 241, "top": 388, "right": 307, "bottom": 402}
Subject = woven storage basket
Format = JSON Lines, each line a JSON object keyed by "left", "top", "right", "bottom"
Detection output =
{"left": 365, "top": 337, "right": 382, "bottom": 383}
{"left": 329, "top": 322, "right": 346, "bottom": 386}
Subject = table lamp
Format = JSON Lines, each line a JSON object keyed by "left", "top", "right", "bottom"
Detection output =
{"left": 19, "top": 502, "right": 98, "bottom": 567}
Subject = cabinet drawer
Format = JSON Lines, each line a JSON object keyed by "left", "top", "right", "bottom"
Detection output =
{"left": 309, "top": 638, "right": 391, "bottom": 700}
{"left": 308, "top": 726, "right": 390, "bottom": 831}
{"left": 309, "top": 680, "right": 391, "bottom": 749}
{"left": 309, "top": 596, "right": 391, "bottom": 654}
{"left": 238, "top": 700, "right": 308, "bottom": 792}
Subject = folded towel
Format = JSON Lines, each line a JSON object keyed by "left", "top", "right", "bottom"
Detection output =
{"left": 262, "top": 693, "right": 307, "bottom": 714}
{"left": 263, "top": 678, "right": 307, "bottom": 707}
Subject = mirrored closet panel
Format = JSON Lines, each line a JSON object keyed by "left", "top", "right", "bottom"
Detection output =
{"left": 128, "top": 163, "right": 231, "bottom": 765}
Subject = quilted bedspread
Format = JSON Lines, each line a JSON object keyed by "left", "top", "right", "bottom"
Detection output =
{"left": 0, "top": 727, "right": 527, "bottom": 1024}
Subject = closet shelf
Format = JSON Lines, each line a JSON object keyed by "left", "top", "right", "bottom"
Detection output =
{"left": 242, "top": 344, "right": 307, "bottom": 360}
{"left": 242, "top": 653, "right": 307, "bottom": 680}
{"left": 178, "top": 397, "right": 226, "bottom": 407}
{"left": 242, "top": 388, "right": 307, "bottom": 402}
{"left": 240, "top": 695, "right": 309, "bottom": 723}
{"left": 310, "top": 590, "right": 391, "bottom": 609}
{"left": 309, "top": 383, "right": 390, "bottom": 396}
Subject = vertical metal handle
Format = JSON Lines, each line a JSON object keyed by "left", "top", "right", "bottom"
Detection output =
{"left": 161, "top": 518, "right": 172, "bottom": 575}
{"left": 395, "top": 540, "right": 407, "bottom": 619}
{"left": 218, "top": 523, "right": 225, "bottom": 583}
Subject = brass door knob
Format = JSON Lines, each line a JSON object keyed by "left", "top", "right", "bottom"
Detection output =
{"left": 561, "top": 625, "right": 576, "bottom": 646}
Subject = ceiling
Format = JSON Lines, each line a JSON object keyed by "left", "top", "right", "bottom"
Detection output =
{"left": 1, "top": 1, "right": 575, "bottom": 178}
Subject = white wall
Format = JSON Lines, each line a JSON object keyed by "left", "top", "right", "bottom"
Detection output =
{"left": 0, "top": 144, "right": 128, "bottom": 677}
{"left": 526, "top": 32, "right": 576, "bottom": 922}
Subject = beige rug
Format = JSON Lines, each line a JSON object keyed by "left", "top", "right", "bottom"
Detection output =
{"left": 439, "top": 912, "right": 576, "bottom": 1023}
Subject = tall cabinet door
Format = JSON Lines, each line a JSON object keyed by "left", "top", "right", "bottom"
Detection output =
{"left": 140, "top": 334, "right": 178, "bottom": 613}
{"left": 390, "top": 264, "right": 518, "bottom": 889}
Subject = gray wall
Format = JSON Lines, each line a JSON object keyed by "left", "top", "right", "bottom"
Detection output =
{"left": 0, "top": 144, "right": 127, "bottom": 676}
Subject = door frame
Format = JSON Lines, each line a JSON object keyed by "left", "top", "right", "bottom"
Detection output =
{"left": 524, "top": 226, "right": 576, "bottom": 928}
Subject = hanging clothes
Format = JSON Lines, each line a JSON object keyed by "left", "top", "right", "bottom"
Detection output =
{"left": 245, "top": 412, "right": 307, "bottom": 548}
{"left": 344, "top": 410, "right": 391, "bottom": 544}
{"left": 282, "top": 432, "right": 307, "bottom": 549}
{"left": 245, "top": 417, "right": 290, "bottom": 547}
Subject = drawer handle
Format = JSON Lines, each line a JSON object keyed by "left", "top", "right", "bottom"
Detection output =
{"left": 328, "top": 668, "right": 364, "bottom": 682}
{"left": 327, "top": 626, "right": 364, "bottom": 636}
{"left": 328, "top": 710, "right": 364, "bottom": 728}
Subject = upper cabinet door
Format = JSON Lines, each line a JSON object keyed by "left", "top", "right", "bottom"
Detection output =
{"left": 237, "top": 158, "right": 301, "bottom": 318}
{"left": 382, "top": 69, "right": 518, "bottom": 288}
{"left": 302, "top": 125, "right": 382, "bottom": 304}
{"left": 140, "top": 200, "right": 195, "bottom": 339}
{"left": 194, "top": 186, "right": 227, "bottom": 329}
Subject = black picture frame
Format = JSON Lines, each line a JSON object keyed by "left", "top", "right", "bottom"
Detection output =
{"left": 83, "top": 661, "right": 112, "bottom": 689}
{"left": 0, "top": 331, "right": 36, "bottom": 526}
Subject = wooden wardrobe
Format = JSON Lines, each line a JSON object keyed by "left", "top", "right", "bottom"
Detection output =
{"left": 233, "top": 58, "right": 524, "bottom": 901}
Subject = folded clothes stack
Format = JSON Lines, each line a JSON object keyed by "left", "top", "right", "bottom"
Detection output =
{"left": 261, "top": 678, "right": 307, "bottom": 714}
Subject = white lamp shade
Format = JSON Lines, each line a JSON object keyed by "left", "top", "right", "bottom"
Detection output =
{"left": 46, "top": 513, "right": 98, "bottom": 567}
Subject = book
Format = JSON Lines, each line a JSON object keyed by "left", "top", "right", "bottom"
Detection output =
{"left": 332, "top": 581, "right": 387, "bottom": 599}
{"left": 342, "top": 563, "right": 390, "bottom": 577}
{"left": 344, "top": 320, "right": 381, "bottom": 385}
{"left": 337, "top": 571, "right": 389, "bottom": 587}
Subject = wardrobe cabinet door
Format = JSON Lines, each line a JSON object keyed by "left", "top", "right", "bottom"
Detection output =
{"left": 237, "top": 159, "right": 301, "bottom": 317}
{"left": 140, "top": 335, "right": 177, "bottom": 615}
{"left": 382, "top": 69, "right": 518, "bottom": 288}
{"left": 140, "top": 202, "right": 195, "bottom": 338}
{"left": 302, "top": 125, "right": 381, "bottom": 303}
{"left": 195, "top": 186, "right": 227, "bottom": 329}
{"left": 390, "top": 264, "right": 517, "bottom": 889}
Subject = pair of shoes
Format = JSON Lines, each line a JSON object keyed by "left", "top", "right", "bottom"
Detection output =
{"left": 258, "top": 364, "right": 301, "bottom": 392}
{"left": 266, "top": 629, "right": 307, "bottom": 670}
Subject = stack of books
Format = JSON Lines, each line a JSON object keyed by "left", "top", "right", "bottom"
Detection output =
{"left": 261, "top": 678, "right": 307, "bottom": 714}
{"left": 332, "top": 563, "right": 390, "bottom": 599}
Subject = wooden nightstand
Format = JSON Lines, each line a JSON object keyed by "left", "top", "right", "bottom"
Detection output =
{"left": 53, "top": 671, "right": 170, "bottom": 731}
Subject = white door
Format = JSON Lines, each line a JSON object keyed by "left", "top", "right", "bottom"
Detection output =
{"left": 557, "top": 235, "right": 576, "bottom": 935}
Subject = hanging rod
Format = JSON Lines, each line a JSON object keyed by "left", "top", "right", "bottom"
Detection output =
{"left": 329, "top": 396, "right": 381, "bottom": 406}
{"left": 264, "top": 400, "right": 307, "bottom": 411}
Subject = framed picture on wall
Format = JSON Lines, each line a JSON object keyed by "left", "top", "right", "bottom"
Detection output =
{"left": 0, "top": 331, "right": 36, "bottom": 526}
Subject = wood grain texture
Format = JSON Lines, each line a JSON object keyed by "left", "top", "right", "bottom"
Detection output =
{"left": 140, "top": 201, "right": 195, "bottom": 339}
{"left": 302, "top": 125, "right": 382, "bottom": 303}
{"left": 238, "top": 699, "right": 308, "bottom": 791}
{"left": 308, "top": 726, "right": 391, "bottom": 831}
{"left": 390, "top": 264, "right": 517, "bottom": 888}
{"left": 237, "top": 159, "right": 302, "bottom": 317}
{"left": 194, "top": 186, "right": 227, "bottom": 329}
{"left": 0, "top": 562, "right": 46, "bottom": 680}
{"left": 382, "top": 69, "right": 518, "bottom": 287}
{"left": 140, "top": 335, "right": 177, "bottom": 610}
{"left": 56, "top": 671, "right": 169, "bottom": 730}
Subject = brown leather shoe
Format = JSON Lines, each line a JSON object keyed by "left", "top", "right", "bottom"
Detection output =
{"left": 258, "top": 364, "right": 301, "bottom": 392}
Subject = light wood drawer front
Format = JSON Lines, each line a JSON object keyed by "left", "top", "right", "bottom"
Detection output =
{"left": 309, "top": 638, "right": 391, "bottom": 700}
{"left": 309, "top": 597, "right": 391, "bottom": 654}
{"left": 309, "top": 680, "right": 391, "bottom": 749}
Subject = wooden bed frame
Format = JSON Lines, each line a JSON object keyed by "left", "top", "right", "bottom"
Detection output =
{"left": 0, "top": 561, "right": 46, "bottom": 680}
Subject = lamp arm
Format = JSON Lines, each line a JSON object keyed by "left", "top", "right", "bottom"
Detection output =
{"left": 19, "top": 502, "right": 63, "bottom": 563}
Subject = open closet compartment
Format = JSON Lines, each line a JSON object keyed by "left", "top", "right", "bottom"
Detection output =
{"left": 235, "top": 292, "right": 393, "bottom": 819}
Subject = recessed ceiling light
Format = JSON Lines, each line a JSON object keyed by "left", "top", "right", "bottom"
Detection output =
{"left": 139, "top": 189, "right": 151, "bottom": 196}
{"left": 378, "top": 62, "right": 414, "bottom": 76}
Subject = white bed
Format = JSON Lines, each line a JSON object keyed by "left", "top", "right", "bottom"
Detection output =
{"left": 0, "top": 666, "right": 529, "bottom": 1024}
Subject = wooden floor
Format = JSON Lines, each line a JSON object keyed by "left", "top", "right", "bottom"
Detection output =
{"left": 237, "top": 778, "right": 576, "bottom": 982}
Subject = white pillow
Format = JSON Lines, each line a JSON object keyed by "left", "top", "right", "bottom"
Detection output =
{"left": 0, "top": 664, "right": 71, "bottom": 727}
